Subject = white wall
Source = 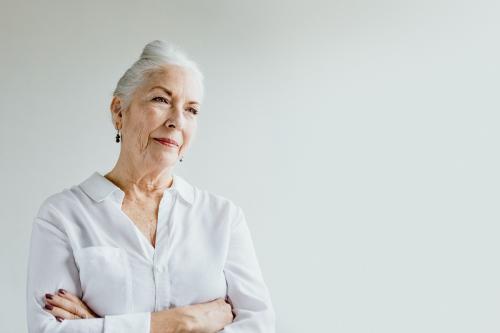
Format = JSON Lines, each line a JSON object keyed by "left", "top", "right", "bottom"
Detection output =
{"left": 1, "top": 0, "right": 499, "bottom": 332}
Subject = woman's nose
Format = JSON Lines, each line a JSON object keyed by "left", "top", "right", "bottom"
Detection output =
{"left": 166, "top": 105, "right": 185, "bottom": 129}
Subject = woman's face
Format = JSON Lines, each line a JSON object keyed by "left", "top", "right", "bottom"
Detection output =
{"left": 112, "top": 64, "right": 203, "bottom": 172}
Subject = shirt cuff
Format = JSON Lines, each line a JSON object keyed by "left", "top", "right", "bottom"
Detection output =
{"left": 104, "top": 311, "right": 151, "bottom": 333}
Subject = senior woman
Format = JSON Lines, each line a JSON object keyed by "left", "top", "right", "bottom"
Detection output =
{"left": 26, "top": 40, "right": 275, "bottom": 333}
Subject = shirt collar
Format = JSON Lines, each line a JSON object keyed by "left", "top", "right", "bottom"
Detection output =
{"left": 79, "top": 171, "right": 195, "bottom": 206}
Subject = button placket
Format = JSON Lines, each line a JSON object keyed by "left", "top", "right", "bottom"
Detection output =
{"left": 153, "top": 191, "right": 176, "bottom": 310}
{"left": 152, "top": 250, "right": 159, "bottom": 311}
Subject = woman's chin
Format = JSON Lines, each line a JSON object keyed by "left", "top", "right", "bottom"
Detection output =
{"left": 153, "top": 152, "right": 179, "bottom": 166}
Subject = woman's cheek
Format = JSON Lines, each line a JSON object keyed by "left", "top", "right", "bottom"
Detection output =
{"left": 130, "top": 123, "right": 150, "bottom": 152}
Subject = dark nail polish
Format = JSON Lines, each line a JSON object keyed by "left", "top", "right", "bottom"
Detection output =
{"left": 45, "top": 304, "right": 53, "bottom": 310}
{"left": 56, "top": 316, "right": 64, "bottom": 322}
{"left": 58, "top": 289, "right": 66, "bottom": 295}
{"left": 45, "top": 293, "right": 53, "bottom": 300}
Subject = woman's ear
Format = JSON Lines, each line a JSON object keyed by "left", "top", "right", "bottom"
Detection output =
{"left": 110, "top": 96, "right": 123, "bottom": 127}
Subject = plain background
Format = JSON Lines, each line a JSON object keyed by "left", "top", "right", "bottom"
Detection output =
{"left": 1, "top": 0, "right": 499, "bottom": 332}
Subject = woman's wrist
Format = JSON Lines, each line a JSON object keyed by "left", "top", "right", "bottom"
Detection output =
{"left": 150, "top": 298, "right": 233, "bottom": 333}
{"left": 150, "top": 307, "right": 197, "bottom": 333}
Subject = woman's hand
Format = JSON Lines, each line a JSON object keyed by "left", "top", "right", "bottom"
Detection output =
{"left": 43, "top": 289, "right": 100, "bottom": 322}
{"left": 151, "top": 297, "right": 234, "bottom": 333}
{"left": 184, "top": 297, "right": 234, "bottom": 333}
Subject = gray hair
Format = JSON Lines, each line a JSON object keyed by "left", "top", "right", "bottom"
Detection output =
{"left": 112, "top": 40, "right": 204, "bottom": 112}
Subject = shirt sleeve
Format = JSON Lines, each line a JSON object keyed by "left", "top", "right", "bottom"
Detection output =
{"left": 26, "top": 217, "right": 151, "bottom": 333}
{"left": 220, "top": 207, "right": 276, "bottom": 333}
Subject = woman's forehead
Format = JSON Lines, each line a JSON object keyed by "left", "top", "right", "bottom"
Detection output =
{"left": 143, "top": 65, "right": 203, "bottom": 101}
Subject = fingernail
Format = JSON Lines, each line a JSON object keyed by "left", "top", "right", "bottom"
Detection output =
{"left": 58, "top": 289, "right": 66, "bottom": 295}
{"left": 45, "top": 304, "right": 53, "bottom": 310}
{"left": 45, "top": 293, "right": 53, "bottom": 300}
{"left": 56, "top": 316, "right": 64, "bottom": 322}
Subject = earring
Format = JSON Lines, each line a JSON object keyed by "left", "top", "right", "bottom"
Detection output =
{"left": 179, "top": 156, "right": 184, "bottom": 162}
{"left": 115, "top": 128, "right": 121, "bottom": 143}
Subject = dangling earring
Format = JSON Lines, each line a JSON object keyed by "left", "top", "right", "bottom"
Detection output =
{"left": 115, "top": 128, "right": 121, "bottom": 143}
{"left": 179, "top": 156, "right": 184, "bottom": 162}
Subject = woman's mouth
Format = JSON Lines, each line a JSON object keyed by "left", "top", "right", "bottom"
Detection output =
{"left": 154, "top": 138, "right": 179, "bottom": 149}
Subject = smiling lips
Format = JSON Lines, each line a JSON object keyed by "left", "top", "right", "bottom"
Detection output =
{"left": 154, "top": 137, "right": 179, "bottom": 148}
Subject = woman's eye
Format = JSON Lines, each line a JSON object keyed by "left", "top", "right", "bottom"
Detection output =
{"left": 186, "top": 108, "right": 199, "bottom": 115}
{"left": 152, "top": 96, "right": 170, "bottom": 104}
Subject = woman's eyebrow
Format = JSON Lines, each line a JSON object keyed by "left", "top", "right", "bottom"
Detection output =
{"left": 150, "top": 85, "right": 200, "bottom": 105}
{"left": 150, "top": 86, "right": 172, "bottom": 96}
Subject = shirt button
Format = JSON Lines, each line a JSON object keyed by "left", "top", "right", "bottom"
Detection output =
{"left": 156, "top": 266, "right": 165, "bottom": 273}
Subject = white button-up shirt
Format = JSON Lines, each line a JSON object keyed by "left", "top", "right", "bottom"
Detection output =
{"left": 26, "top": 171, "right": 275, "bottom": 332}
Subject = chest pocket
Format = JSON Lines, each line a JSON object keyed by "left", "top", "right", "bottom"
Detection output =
{"left": 74, "top": 246, "right": 132, "bottom": 316}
